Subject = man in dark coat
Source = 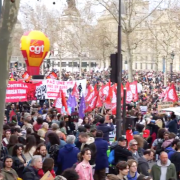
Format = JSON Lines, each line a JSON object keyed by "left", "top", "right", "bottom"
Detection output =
{"left": 79, "top": 132, "right": 97, "bottom": 166}
{"left": 22, "top": 155, "right": 43, "bottom": 180}
{"left": 96, "top": 117, "right": 114, "bottom": 142}
{"left": 94, "top": 130, "right": 108, "bottom": 180}
{"left": 114, "top": 136, "right": 132, "bottom": 164}
{"left": 138, "top": 149, "right": 154, "bottom": 176}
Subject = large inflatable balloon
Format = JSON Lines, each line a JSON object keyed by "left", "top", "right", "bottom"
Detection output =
{"left": 20, "top": 31, "right": 50, "bottom": 76}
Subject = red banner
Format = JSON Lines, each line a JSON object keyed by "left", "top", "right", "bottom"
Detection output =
{"left": 6, "top": 81, "right": 28, "bottom": 102}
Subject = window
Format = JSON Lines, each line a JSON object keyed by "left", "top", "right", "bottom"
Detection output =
{"left": 61, "top": 62, "right": 66, "bottom": 67}
{"left": 82, "top": 62, "right": 87, "bottom": 67}
{"left": 135, "top": 63, "right": 137, "bottom": 69}
{"left": 73, "top": 62, "right": 78, "bottom": 67}
{"left": 68, "top": 62, "right": 72, "bottom": 67}
{"left": 140, "top": 63, "right": 142, "bottom": 69}
{"left": 151, "top": 63, "right": 153, "bottom": 70}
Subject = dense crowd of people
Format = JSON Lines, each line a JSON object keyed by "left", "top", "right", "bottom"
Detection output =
{"left": 3, "top": 68, "right": 180, "bottom": 180}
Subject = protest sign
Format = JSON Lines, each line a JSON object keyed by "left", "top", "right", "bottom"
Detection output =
{"left": 40, "top": 171, "right": 54, "bottom": 180}
{"left": 6, "top": 81, "right": 28, "bottom": 102}
{"left": 157, "top": 102, "right": 173, "bottom": 113}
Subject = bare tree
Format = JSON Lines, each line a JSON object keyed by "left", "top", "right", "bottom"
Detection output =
{"left": 93, "top": 0, "right": 164, "bottom": 81}
{"left": 146, "top": 0, "right": 180, "bottom": 85}
{"left": 0, "top": 0, "right": 20, "bottom": 145}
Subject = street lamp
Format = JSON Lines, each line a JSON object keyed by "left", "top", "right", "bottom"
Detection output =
{"left": 170, "top": 51, "right": 175, "bottom": 82}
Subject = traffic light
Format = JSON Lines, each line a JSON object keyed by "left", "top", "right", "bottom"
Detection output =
{"left": 110, "top": 53, "right": 118, "bottom": 83}
{"left": 14, "top": 62, "right": 18, "bottom": 68}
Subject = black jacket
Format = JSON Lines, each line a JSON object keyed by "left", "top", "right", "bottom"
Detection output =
{"left": 22, "top": 166, "right": 40, "bottom": 180}
{"left": 114, "top": 145, "right": 132, "bottom": 164}
{"left": 138, "top": 156, "right": 150, "bottom": 176}
{"left": 12, "top": 155, "right": 26, "bottom": 178}
{"left": 170, "top": 152, "right": 180, "bottom": 173}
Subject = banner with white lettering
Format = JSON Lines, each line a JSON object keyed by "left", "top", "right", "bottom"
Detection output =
{"left": 6, "top": 81, "right": 28, "bottom": 102}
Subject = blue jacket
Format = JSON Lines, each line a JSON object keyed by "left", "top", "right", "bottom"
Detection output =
{"left": 127, "top": 171, "right": 139, "bottom": 180}
{"left": 165, "top": 146, "right": 176, "bottom": 159}
{"left": 94, "top": 137, "right": 108, "bottom": 170}
{"left": 97, "top": 123, "right": 114, "bottom": 141}
{"left": 57, "top": 144, "right": 79, "bottom": 171}
{"left": 166, "top": 119, "right": 178, "bottom": 134}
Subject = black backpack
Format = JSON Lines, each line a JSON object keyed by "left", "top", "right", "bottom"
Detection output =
{"left": 155, "top": 139, "right": 164, "bottom": 155}
{"left": 49, "top": 144, "right": 59, "bottom": 163}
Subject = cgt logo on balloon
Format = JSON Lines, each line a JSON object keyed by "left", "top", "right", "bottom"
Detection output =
{"left": 29, "top": 40, "right": 44, "bottom": 58}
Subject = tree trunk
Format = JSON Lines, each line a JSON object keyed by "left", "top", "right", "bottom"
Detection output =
{"left": 0, "top": 0, "right": 20, "bottom": 145}
{"left": 126, "top": 33, "right": 133, "bottom": 82}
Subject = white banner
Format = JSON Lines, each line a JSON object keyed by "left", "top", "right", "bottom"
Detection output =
{"left": 35, "top": 79, "right": 86, "bottom": 100}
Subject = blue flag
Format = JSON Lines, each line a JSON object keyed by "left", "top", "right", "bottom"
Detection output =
{"left": 79, "top": 96, "right": 86, "bottom": 119}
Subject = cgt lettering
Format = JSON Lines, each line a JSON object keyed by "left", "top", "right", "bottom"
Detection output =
{"left": 29, "top": 45, "right": 44, "bottom": 54}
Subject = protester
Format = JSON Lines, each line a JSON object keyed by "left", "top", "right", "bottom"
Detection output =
{"left": 96, "top": 117, "right": 114, "bottom": 142}
{"left": 127, "top": 159, "right": 139, "bottom": 180}
{"left": 57, "top": 135, "right": 79, "bottom": 172}
{"left": 61, "top": 168, "right": 79, "bottom": 180}
{"left": 7, "top": 134, "right": 18, "bottom": 155}
{"left": 114, "top": 137, "right": 132, "bottom": 164}
{"left": 42, "top": 158, "right": 56, "bottom": 178}
{"left": 151, "top": 151, "right": 176, "bottom": 180}
{"left": 33, "top": 143, "right": 49, "bottom": 161}
{"left": 94, "top": 130, "right": 108, "bottom": 180}
{"left": 12, "top": 143, "right": 27, "bottom": 178}
{"left": 75, "top": 148, "right": 94, "bottom": 180}
{"left": 79, "top": 132, "right": 97, "bottom": 167}
{"left": 138, "top": 150, "right": 154, "bottom": 176}
{"left": 1, "top": 155, "right": 18, "bottom": 180}
{"left": 24, "top": 135, "right": 36, "bottom": 162}
{"left": 22, "top": 155, "right": 43, "bottom": 180}
{"left": 108, "top": 161, "right": 129, "bottom": 180}
{"left": 129, "top": 139, "right": 141, "bottom": 162}
{"left": 2, "top": 130, "right": 11, "bottom": 147}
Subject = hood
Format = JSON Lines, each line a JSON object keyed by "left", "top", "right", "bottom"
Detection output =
{"left": 138, "top": 156, "right": 148, "bottom": 165}
{"left": 165, "top": 146, "right": 176, "bottom": 152}
{"left": 157, "top": 159, "right": 171, "bottom": 167}
{"left": 127, "top": 172, "right": 138, "bottom": 180}
{"left": 107, "top": 174, "right": 120, "bottom": 180}
{"left": 64, "top": 144, "right": 76, "bottom": 152}
{"left": 86, "top": 137, "right": 95, "bottom": 145}
{"left": 162, "top": 139, "right": 174, "bottom": 149}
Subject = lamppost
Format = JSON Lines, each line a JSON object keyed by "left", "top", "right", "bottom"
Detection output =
{"left": 116, "top": 0, "right": 123, "bottom": 139}
{"left": 170, "top": 51, "right": 175, "bottom": 82}
{"left": 0, "top": 0, "right": 2, "bottom": 16}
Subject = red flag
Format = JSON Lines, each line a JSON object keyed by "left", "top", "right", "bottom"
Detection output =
{"left": 164, "top": 84, "right": 178, "bottom": 102}
{"left": 129, "top": 81, "right": 138, "bottom": 102}
{"left": 105, "top": 81, "right": 113, "bottom": 105}
{"left": 96, "top": 93, "right": 102, "bottom": 108}
{"left": 54, "top": 91, "right": 62, "bottom": 113}
{"left": 126, "top": 82, "right": 133, "bottom": 103}
{"left": 126, "top": 129, "right": 133, "bottom": 146}
{"left": 121, "top": 84, "right": 124, "bottom": 97}
{"left": 99, "top": 83, "right": 109, "bottom": 99}
{"left": 85, "top": 84, "right": 93, "bottom": 98}
{"left": 61, "top": 90, "right": 68, "bottom": 112}
{"left": 72, "top": 83, "right": 79, "bottom": 99}
{"left": 46, "top": 72, "right": 58, "bottom": 80}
